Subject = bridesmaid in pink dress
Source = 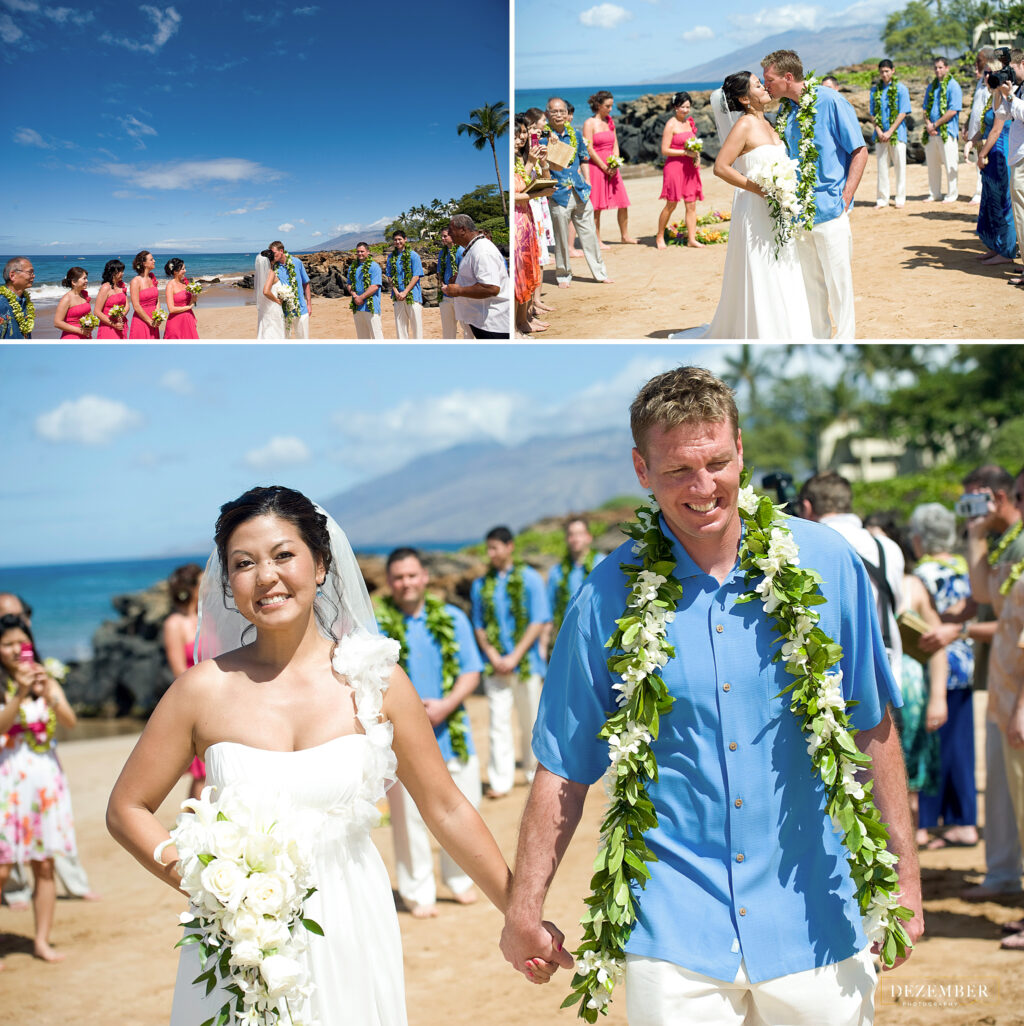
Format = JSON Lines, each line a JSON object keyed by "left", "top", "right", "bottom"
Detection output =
{"left": 128, "top": 250, "right": 162, "bottom": 339}
{"left": 94, "top": 259, "right": 129, "bottom": 340}
{"left": 583, "top": 90, "right": 637, "bottom": 246}
{"left": 657, "top": 92, "right": 706, "bottom": 250}
{"left": 162, "top": 258, "right": 199, "bottom": 339}
{"left": 53, "top": 266, "right": 94, "bottom": 339}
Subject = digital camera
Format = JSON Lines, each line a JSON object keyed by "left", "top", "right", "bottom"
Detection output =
{"left": 954, "top": 493, "right": 990, "bottom": 518}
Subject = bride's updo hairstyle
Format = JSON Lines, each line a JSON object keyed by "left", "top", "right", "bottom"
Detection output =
{"left": 214, "top": 486, "right": 338, "bottom": 639}
{"left": 723, "top": 72, "right": 755, "bottom": 112}
{"left": 61, "top": 266, "right": 87, "bottom": 288}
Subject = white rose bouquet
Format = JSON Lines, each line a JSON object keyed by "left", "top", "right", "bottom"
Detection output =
{"left": 270, "top": 280, "right": 293, "bottom": 309}
{"left": 746, "top": 154, "right": 803, "bottom": 258}
{"left": 156, "top": 784, "right": 323, "bottom": 1026}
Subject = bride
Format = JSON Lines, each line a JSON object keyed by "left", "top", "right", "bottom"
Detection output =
{"left": 673, "top": 72, "right": 812, "bottom": 339}
{"left": 107, "top": 486, "right": 566, "bottom": 1025}
{"left": 255, "top": 251, "right": 285, "bottom": 338}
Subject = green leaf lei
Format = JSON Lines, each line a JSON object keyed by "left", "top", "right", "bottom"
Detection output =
{"left": 0, "top": 285, "right": 35, "bottom": 336}
{"left": 565, "top": 472, "right": 913, "bottom": 1020}
{"left": 872, "top": 80, "right": 901, "bottom": 146}
{"left": 387, "top": 250, "right": 416, "bottom": 305}
{"left": 348, "top": 257, "right": 377, "bottom": 314}
{"left": 775, "top": 76, "right": 819, "bottom": 232}
{"left": 552, "top": 550, "right": 596, "bottom": 637}
{"left": 548, "top": 120, "right": 580, "bottom": 162}
{"left": 438, "top": 245, "right": 460, "bottom": 286}
{"left": 988, "top": 520, "right": 1022, "bottom": 567}
{"left": 480, "top": 563, "right": 532, "bottom": 682}
{"left": 4, "top": 679, "right": 57, "bottom": 754}
{"left": 375, "top": 594, "right": 471, "bottom": 762}
{"left": 281, "top": 255, "right": 301, "bottom": 327}
{"left": 1001, "top": 557, "right": 1024, "bottom": 597}
{"left": 923, "top": 73, "right": 953, "bottom": 145}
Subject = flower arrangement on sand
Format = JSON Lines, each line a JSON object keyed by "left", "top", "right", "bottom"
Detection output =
{"left": 665, "top": 209, "right": 731, "bottom": 246}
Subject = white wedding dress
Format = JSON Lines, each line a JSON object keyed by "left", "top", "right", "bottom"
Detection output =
{"left": 674, "top": 143, "right": 813, "bottom": 339}
{"left": 169, "top": 633, "right": 406, "bottom": 1026}
{"left": 255, "top": 253, "right": 286, "bottom": 339}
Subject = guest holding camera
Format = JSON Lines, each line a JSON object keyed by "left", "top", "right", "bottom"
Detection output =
{"left": 995, "top": 48, "right": 1024, "bottom": 286}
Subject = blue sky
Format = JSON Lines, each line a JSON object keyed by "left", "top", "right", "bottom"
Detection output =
{"left": 3, "top": 1, "right": 509, "bottom": 253}
{"left": 515, "top": 0, "right": 906, "bottom": 87}
{"left": 0, "top": 343, "right": 787, "bottom": 566}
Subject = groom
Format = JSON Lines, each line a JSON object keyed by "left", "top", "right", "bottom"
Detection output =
{"left": 269, "top": 241, "right": 312, "bottom": 338}
{"left": 762, "top": 50, "right": 866, "bottom": 339}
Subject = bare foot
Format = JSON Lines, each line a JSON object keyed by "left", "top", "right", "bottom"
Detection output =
{"left": 7, "top": 900, "right": 29, "bottom": 911}
{"left": 453, "top": 887, "right": 479, "bottom": 906}
{"left": 599, "top": 278, "right": 616, "bottom": 284}
{"left": 687, "top": 240, "right": 705, "bottom": 248}
{"left": 535, "top": 301, "right": 554, "bottom": 312}
{"left": 982, "top": 254, "right": 1012, "bottom": 265}
{"left": 557, "top": 281, "right": 570, "bottom": 289}
{"left": 915, "top": 828, "right": 930, "bottom": 847}
{"left": 598, "top": 242, "right": 611, "bottom": 250}
{"left": 35, "top": 941, "right": 66, "bottom": 962}
{"left": 409, "top": 903, "right": 439, "bottom": 919}
{"left": 527, "top": 321, "right": 549, "bottom": 333}
{"left": 620, "top": 236, "right": 639, "bottom": 245}
{"left": 976, "top": 250, "right": 997, "bottom": 260}
{"left": 655, "top": 240, "right": 667, "bottom": 250}
{"left": 1000, "top": 930, "right": 1024, "bottom": 950}
{"left": 80, "top": 891, "right": 102, "bottom": 902}
{"left": 569, "top": 249, "right": 585, "bottom": 258}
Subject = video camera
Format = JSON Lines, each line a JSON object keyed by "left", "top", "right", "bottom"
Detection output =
{"left": 761, "top": 471, "right": 802, "bottom": 518}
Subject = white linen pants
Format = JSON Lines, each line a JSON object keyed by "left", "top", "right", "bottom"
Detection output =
{"left": 795, "top": 211, "right": 855, "bottom": 339}
{"left": 484, "top": 671, "right": 541, "bottom": 794}
{"left": 393, "top": 300, "right": 423, "bottom": 339}
{"left": 549, "top": 192, "right": 608, "bottom": 285}
{"left": 439, "top": 297, "right": 464, "bottom": 338}
{"left": 353, "top": 310, "right": 383, "bottom": 338}
{"left": 925, "top": 133, "right": 959, "bottom": 200}
{"left": 389, "top": 753, "right": 481, "bottom": 908}
{"left": 985, "top": 718, "right": 1024, "bottom": 888}
{"left": 875, "top": 141, "right": 906, "bottom": 205}
{"left": 1010, "top": 160, "right": 1024, "bottom": 265}
{"left": 285, "top": 312, "right": 310, "bottom": 339}
{"left": 625, "top": 949, "right": 876, "bottom": 1026}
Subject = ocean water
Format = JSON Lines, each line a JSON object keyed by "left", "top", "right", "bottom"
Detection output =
{"left": 2, "top": 253, "right": 258, "bottom": 306}
{"left": 515, "top": 81, "right": 720, "bottom": 120}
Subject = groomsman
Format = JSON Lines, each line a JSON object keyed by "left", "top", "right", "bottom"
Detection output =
{"left": 377, "top": 549, "right": 483, "bottom": 917}
{"left": 349, "top": 243, "right": 383, "bottom": 339}
{"left": 436, "top": 227, "right": 465, "bottom": 338}
{"left": 470, "top": 527, "right": 551, "bottom": 798}
{"left": 544, "top": 517, "right": 604, "bottom": 654}
{"left": 923, "top": 56, "right": 963, "bottom": 202}
{"left": 386, "top": 231, "right": 424, "bottom": 339}
{"left": 870, "top": 60, "right": 912, "bottom": 208}
{"left": 269, "top": 241, "right": 312, "bottom": 338}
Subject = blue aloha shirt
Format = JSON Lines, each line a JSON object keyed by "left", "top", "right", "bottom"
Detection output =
{"left": 914, "top": 557, "right": 974, "bottom": 689}
{"left": 0, "top": 291, "right": 31, "bottom": 338}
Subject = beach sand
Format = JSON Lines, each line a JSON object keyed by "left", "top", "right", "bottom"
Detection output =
{"left": 4, "top": 692, "right": 1023, "bottom": 1025}
{"left": 527, "top": 158, "right": 1021, "bottom": 340}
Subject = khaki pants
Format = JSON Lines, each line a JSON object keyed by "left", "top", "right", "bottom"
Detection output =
{"left": 876, "top": 140, "right": 906, "bottom": 205}
{"left": 484, "top": 671, "right": 541, "bottom": 794}
{"left": 925, "top": 133, "right": 959, "bottom": 200}
{"left": 353, "top": 310, "right": 383, "bottom": 338}
{"left": 549, "top": 191, "right": 608, "bottom": 285}
{"left": 1010, "top": 160, "right": 1024, "bottom": 263}
{"left": 393, "top": 300, "right": 423, "bottom": 339}
{"left": 439, "top": 297, "right": 464, "bottom": 338}
{"left": 795, "top": 211, "right": 855, "bottom": 340}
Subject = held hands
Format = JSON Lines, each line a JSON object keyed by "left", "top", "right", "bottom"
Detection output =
{"left": 500, "top": 915, "right": 574, "bottom": 984}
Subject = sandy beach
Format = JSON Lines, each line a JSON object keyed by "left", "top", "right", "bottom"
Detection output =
{"left": 4, "top": 692, "right": 1024, "bottom": 1026}
{"left": 528, "top": 158, "right": 1022, "bottom": 340}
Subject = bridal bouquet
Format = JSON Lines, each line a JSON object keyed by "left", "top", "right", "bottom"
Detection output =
{"left": 746, "top": 155, "right": 803, "bottom": 258}
{"left": 157, "top": 784, "right": 323, "bottom": 1026}
{"left": 270, "top": 280, "right": 293, "bottom": 310}
{"left": 151, "top": 308, "right": 166, "bottom": 326}
{"left": 186, "top": 280, "right": 204, "bottom": 297}
{"left": 684, "top": 136, "right": 702, "bottom": 157}
{"left": 78, "top": 313, "right": 100, "bottom": 336}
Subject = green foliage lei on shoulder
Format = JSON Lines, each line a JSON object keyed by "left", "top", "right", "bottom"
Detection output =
{"left": 774, "top": 76, "right": 820, "bottom": 231}
{"left": 564, "top": 473, "right": 913, "bottom": 1020}
{"left": 548, "top": 120, "right": 580, "bottom": 162}
{"left": 988, "top": 520, "right": 1022, "bottom": 567}
{"left": 872, "top": 80, "right": 901, "bottom": 146}
{"left": 480, "top": 562, "right": 531, "bottom": 681}
{"left": 439, "top": 245, "right": 460, "bottom": 285}
{"left": 0, "top": 285, "right": 35, "bottom": 335}
{"left": 552, "top": 550, "right": 596, "bottom": 636}
{"left": 375, "top": 594, "right": 470, "bottom": 761}
{"left": 1001, "top": 557, "right": 1024, "bottom": 597}
{"left": 924, "top": 73, "right": 953, "bottom": 145}
{"left": 348, "top": 257, "right": 376, "bottom": 314}
{"left": 388, "top": 250, "right": 416, "bottom": 304}
{"left": 282, "top": 255, "right": 301, "bottom": 327}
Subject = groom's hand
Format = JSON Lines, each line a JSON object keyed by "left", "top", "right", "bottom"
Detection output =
{"left": 500, "top": 914, "right": 575, "bottom": 984}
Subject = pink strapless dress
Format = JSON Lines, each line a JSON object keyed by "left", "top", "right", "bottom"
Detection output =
{"left": 129, "top": 274, "right": 161, "bottom": 339}
{"left": 97, "top": 288, "right": 128, "bottom": 340}
{"left": 660, "top": 119, "right": 704, "bottom": 202}
{"left": 60, "top": 294, "right": 92, "bottom": 339}
{"left": 588, "top": 118, "right": 630, "bottom": 210}
{"left": 182, "top": 640, "right": 206, "bottom": 780}
{"left": 163, "top": 282, "right": 199, "bottom": 339}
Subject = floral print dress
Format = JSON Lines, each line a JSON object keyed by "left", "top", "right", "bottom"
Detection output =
{"left": 0, "top": 690, "right": 78, "bottom": 864}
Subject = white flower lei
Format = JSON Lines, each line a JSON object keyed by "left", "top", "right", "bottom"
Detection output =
{"left": 775, "top": 76, "right": 819, "bottom": 232}
{"left": 565, "top": 474, "right": 913, "bottom": 1020}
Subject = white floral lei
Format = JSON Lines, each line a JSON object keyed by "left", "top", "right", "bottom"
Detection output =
{"left": 565, "top": 472, "right": 913, "bottom": 1020}
{"left": 775, "top": 76, "right": 819, "bottom": 232}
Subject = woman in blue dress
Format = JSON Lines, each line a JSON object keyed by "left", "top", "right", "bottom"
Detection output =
{"left": 975, "top": 70, "right": 1019, "bottom": 264}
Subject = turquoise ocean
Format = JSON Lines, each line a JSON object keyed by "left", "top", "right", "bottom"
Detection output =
{"left": 515, "top": 81, "right": 720, "bottom": 120}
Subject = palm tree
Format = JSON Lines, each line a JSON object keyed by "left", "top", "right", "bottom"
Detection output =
{"left": 457, "top": 101, "right": 509, "bottom": 220}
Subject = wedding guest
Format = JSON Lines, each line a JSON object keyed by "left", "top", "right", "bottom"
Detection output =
{"left": 966, "top": 48, "right": 999, "bottom": 204}
{"left": 0, "top": 257, "right": 35, "bottom": 339}
{"left": 0, "top": 614, "right": 81, "bottom": 965}
{"left": 583, "top": 91, "right": 636, "bottom": 246}
{"left": 470, "top": 527, "right": 550, "bottom": 798}
{"left": 128, "top": 250, "right": 162, "bottom": 339}
{"left": 269, "top": 241, "right": 312, "bottom": 338}
{"left": 378, "top": 548, "right": 484, "bottom": 918}
{"left": 870, "top": 60, "right": 912, "bottom": 208}
{"left": 525, "top": 108, "right": 557, "bottom": 315}
{"left": 923, "top": 56, "right": 963, "bottom": 203}
{"left": 436, "top": 227, "right": 465, "bottom": 339}
{"left": 387, "top": 231, "right": 424, "bottom": 339}
{"left": 544, "top": 97, "right": 612, "bottom": 288}
{"left": 974, "top": 70, "right": 1019, "bottom": 266}
{"left": 542, "top": 516, "right": 604, "bottom": 656}
{"left": 996, "top": 49, "right": 1024, "bottom": 285}
{"left": 656, "top": 92, "right": 705, "bottom": 249}
{"left": 821, "top": 75, "right": 840, "bottom": 90}
{"left": 94, "top": 259, "right": 129, "bottom": 339}
{"left": 53, "top": 266, "right": 94, "bottom": 339}
{"left": 514, "top": 114, "right": 550, "bottom": 336}
{"left": 348, "top": 243, "right": 383, "bottom": 339}
{"left": 162, "top": 258, "right": 199, "bottom": 339}
{"left": 443, "top": 214, "right": 511, "bottom": 338}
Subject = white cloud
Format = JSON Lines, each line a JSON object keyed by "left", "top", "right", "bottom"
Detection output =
{"left": 159, "top": 369, "right": 194, "bottom": 395}
{"left": 277, "top": 222, "right": 295, "bottom": 232}
{"left": 579, "top": 3, "right": 631, "bottom": 29}
{"left": 44, "top": 6, "right": 94, "bottom": 25}
{"left": 683, "top": 25, "right": 714, "bottom": 42}
{"left": 223, "top": 207, "right": 248, "bottom": 215}
{"left": 2, "top": 1, "right": 40, "bottom": 12}
{"left": 310, "top": 231, "right": 322, "bottom": 237}
{"left": 150, "top": 236, "right": 230, "bottom": 249}
{"left": 102, "top": 4, "right": 181, "bottom": 52}
{"left": 0, "top": 13, "right": 24, "bottom": 39}
{"left": 43, "top": 240, "right": 69, "bottom": 246}
{"left": 294, "top": 5, "right": 319, "bottom": 12}
{"left": 119, "top": 114, "right": 158, "bottom": 149}
{"left": 92, "top": 157, "right": 284, "bottom": 191}
{"left": 728, "top": 4, "right": 821, "bottom": 41}
{"left": 35, "top": 395, "right": 143, "bottom": 445}
{"left": 13, "top": 126, "right": 49, "bottom": 148}
{"left": 244, "top": 436, "right": 312, "bottom": 470}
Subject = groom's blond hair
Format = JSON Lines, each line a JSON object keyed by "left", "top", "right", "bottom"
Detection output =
{"left": 630, "top": 367, "right": 738, "bottom": 456}
{"left": 762, "top": 49, "right": 803, "bottom": 79}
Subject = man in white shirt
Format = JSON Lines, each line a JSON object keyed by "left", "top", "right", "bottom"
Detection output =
{"left": 442, "top": 214, "right": 510, "bottom": 338}
{"left": 800, "top": 471, "right": 904, "bottom": 683}
{"left": 997, "top": 49, "right": 1024, "bottom": 287}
